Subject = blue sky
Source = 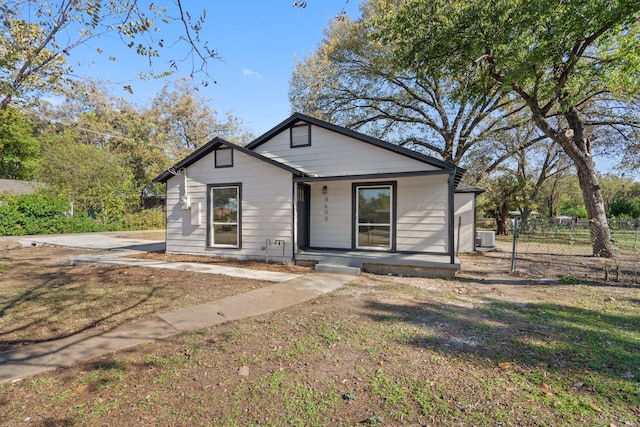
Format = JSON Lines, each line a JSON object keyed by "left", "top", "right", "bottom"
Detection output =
{"left": 55, "top": 1, "right": 626, "bottom": 177}
{"left": 69, "top": 0, "right": 361, "bottom": 137}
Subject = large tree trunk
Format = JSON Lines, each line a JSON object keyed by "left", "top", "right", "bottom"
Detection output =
{"left": 574, "top": 155, "right": 614, "bottom": 257}
{"left": 0, "top": 95, "right": 11, "bottom": 110}
{"left": 521, "top": 207, "right": 531, "bottom": 231}
{"left": 533, "top": 107, "right": 614, "bottom": 257}
{"left": 493, "top": 203, "right": 510, "bottom": 235}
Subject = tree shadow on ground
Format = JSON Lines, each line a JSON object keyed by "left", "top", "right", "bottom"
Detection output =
{"left": 365, "top": 297, "right": 640, "bottom": 386}
{"left": 455, "top": 274, "right": 640, "bottom": 289}
{"left": 0, "top": 268, "right": 163, "bottom": 352}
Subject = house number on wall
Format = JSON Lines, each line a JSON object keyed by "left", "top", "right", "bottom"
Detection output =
{"left": 324, "top": 197, "right": 329, "bottom": 221}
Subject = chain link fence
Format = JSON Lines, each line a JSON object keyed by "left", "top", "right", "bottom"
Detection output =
{"left": 491, "top": 218, "right": 640, "bottom": 284}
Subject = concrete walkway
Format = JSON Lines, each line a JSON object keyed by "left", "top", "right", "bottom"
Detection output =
{"left": 71, "top": 253, "right": 302, "bottom": 282}
{"left": 0, "top": 232, "right": 356, "bottom": 383}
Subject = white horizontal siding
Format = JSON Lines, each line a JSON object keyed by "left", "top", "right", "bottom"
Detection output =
{"left": 396, "top": 176, "right": 449, "bottom": 253}
{"left": 254, "top": 125, "right": 439, "bottom": 177}
{"left": 165, "top": 150, "right": 294, "bottom": 261}
{"left": 454, "top": 193, "right": 476, "bottom": 253}
{"left": 307, "top": 176, "right": 450, "bottom": 254}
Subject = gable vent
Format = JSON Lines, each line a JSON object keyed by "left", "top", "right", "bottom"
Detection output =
{"left": 215, "top": 147, "right": 233, "bottom": 168}
{"left": 290, "top": 123, "right": 311, "bottom": 148}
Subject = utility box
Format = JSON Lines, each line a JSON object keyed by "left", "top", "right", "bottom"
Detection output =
{"left": 476, "top": 231, "right": 496, "bottom": 250}
{"left": 190, "top": 202, "right": 202, "bottom": 226}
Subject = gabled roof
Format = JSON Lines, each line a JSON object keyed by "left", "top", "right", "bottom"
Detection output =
{"left": 153, "top": 137, "right": 310, "bottom": 183}
{"left": 246, "top": 113, "right": 466, "bottom": 185}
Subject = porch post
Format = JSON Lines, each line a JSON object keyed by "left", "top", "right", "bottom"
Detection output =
{"left": 291, "top": 178, "right": 296, "bottom": 261}
{"left": 448, "top": 172, "right": 455, "bottom": 264}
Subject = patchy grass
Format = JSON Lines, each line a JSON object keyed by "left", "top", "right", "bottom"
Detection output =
{"left": 1, "top": 245, "right": 639, "bottom": 426}
{"left": 0, "top": 246, "right": 275, "bottom": 352}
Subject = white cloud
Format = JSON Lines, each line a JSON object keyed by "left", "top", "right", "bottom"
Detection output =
{"left": 242, "top": 68, "right": 263, "bottom": 80}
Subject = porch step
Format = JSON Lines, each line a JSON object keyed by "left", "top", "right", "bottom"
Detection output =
{"left": 314, "top": 263, "right": 361, "bottom": 276}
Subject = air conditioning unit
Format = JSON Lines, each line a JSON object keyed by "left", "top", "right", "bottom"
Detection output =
{"left": 476, "top": 231, "right": 496, "bottom": 249}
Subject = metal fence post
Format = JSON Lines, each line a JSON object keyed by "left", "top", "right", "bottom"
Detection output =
{"left": 510, "top": 218, "right": 518, "bottom": 273}
{"left": 456, "top": 216, "right": 462, "bottom": 258}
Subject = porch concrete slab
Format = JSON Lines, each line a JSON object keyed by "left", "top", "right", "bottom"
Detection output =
{"left": 296, "top": 249, "right": 459, "bottom": 268}
{"left": 71, "top": 255, "right": 302, "bottom": 283}
{"left": 296, "top": 249, "right": 460, "bottom": 278}
{"left": 314, "top": 264, "right": 361, "bottom": 276}
{"left": 159, "top": 273, "right": 353, "bottom": 331}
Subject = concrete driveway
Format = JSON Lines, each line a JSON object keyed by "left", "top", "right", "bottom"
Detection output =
{"left": 15, "top": 230, "right": 166, "bottom": 253}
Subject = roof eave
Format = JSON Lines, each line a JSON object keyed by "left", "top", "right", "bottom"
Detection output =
{"left": 246, "top": 112, "right": 464, "bottom": 176}
{"left": 152, "top": 137, "right": 308, "bottom": 184}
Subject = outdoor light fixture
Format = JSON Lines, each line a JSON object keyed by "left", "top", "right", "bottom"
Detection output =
{"left": 322, "top": 185, "right": 327, "bottom": 194}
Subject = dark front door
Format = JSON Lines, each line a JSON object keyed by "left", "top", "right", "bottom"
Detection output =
{"left": 297, "top": 183, "right": 311, "bottom": 250}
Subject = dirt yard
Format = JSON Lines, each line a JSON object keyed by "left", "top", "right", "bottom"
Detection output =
{"left": 1, "top": 242, "right": 638, "bottom": 426}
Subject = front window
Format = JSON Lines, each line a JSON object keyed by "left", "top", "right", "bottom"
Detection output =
{"left": 209, "top": 185, "right": 240, "bottom": 247}
{"left": 356, "top": 185, "right": 392, "bottom": 249}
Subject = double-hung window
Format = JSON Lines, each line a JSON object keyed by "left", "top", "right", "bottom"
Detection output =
{"left": 209, "top": 184, "right": 240, "bottom": 247}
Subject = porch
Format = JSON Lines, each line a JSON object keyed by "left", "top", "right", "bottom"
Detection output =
{"left": 294, "top": 249, "right": 460, "bottom": 278}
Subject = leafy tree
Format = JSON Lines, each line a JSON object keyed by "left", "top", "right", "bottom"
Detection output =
{"left": 150, "top": 78, "right": 254, "bottom": 159}
{"left": 373, "top": 0, "right": 640, "bottom": 257}
{"left": 537, "top": 172, "right": 584, "bottom": 218}
{"left": 0, "top": 106, "right": 40, "bottom": 179}
{"left": 289, "top": 3, "right": 534, "bottom": 172}
{"left": 32, "top": 78, "right": 252, "bottom": 203}
{"left": 599, "top": 174, "right": 640, "bottom": 210}
{"left": 505, "top": 123, "right": 573, "bottom": 224}
{"left": 600, "top": 174, "right": 640, "bottom": 218}
{"left": 477, "top": 174, "right": 519, "bottom": 235}
{"left": 0, "top": 0, "right": 216, "bottom": 109}
{"left": 38, "top": 138, "right": 137, "bottom": 223}
{"left": 609, "top": 198, "right": 640, "bottom": 218}
{"left": 32, "top": 79, "right": 172, "bottom": 201}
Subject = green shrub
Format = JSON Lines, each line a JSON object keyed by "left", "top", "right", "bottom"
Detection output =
{"left": 0, "top": 191, "right": 164, "bottom": 236}
{"left": 0, "top": 192, "right": 69, "bottom": 235}
{"left": 561, "top": 206, "right": 588, "bottom": 218}
{"left": 609, "top": 197, "right": 640, "bottom": 219}
{"left": 0, "top": 192, "right": 103, "bottom": 236}
{"left": 122, "top": 209, "right": 165, "bottom": 230}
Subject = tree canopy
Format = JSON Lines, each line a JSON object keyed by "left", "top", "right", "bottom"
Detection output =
{"left": 290, "top": 3, "right": 537, "bottom": 172}
{"left": 0, "top": 106, "right": 40, "bottom": 179}
{"left": 13, "top": 78, "right": 252, "bottom": 220}
{"left": 371, "top": 0, "right": 640, "bottom": 257}
{"left": 0, "top": 0, "right": 216, "bottom": 109}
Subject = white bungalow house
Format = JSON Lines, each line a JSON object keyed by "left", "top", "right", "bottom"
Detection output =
{"left": 153, "top": 113, "right": 481, "bottom": 277}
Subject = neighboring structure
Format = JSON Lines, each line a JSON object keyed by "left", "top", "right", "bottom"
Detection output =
{"left": 454, "top": 184, "right": 485, "bottom": 253}
{"left": 0, "top": 179, "right": 45, "bottom": 196}
{"left": 154, "top": 113, "right": 481, "bottom": 277}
